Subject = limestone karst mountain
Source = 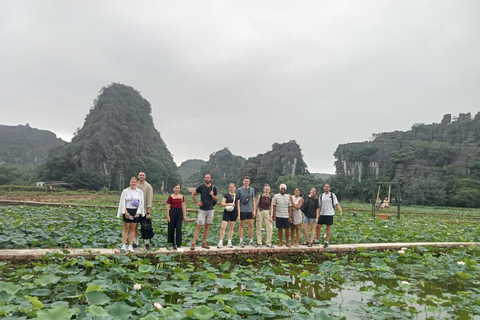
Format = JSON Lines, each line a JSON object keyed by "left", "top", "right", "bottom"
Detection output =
{"left": 334, "top": 112, "right": 480, "bottom": 206}
{"left": 39, "top": 83, "right": 180, "bottom": 191}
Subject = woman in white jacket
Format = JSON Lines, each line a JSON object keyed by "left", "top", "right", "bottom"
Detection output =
{"left": 117, "top": 177, "right": 145, "bottom": 252}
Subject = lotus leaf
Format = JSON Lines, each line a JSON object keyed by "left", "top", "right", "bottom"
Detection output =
{"left": 86, "top": 291, "right": 111, "bottom": 305}
{"left": 35, "top": 306, "right": 80, "bottom": 320}
{"left": 35, "top": 274, "right": 60, "bottom": 287}
{"left": 107, "top": 303, "right": 132, "bottom": 320}
{"left": 88, "top": 305, "right": 109, "bottom": 317}
{"left": 192, "top": 305, "right": 214, "bottom": 319}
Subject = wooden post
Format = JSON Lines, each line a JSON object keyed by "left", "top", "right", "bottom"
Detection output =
{"left": 397, "top": 184, "right": 401, "bottom": 219}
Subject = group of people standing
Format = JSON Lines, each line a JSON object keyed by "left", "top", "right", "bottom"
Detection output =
{"left": 117, "top": 172, "right": 153, "bottom": 252}
{"left": 190, "top": 174, "right": 343, "bottom": 251}
{"left": 117, "top": 172, "right": 342, "bottom": 252}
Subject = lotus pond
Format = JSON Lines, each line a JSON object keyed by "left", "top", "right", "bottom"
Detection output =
{"left": 0, "top": 205, "right": 479, "bottom": 249}
{"left": 0, "top": 246, "right": 479, "bottom": 319}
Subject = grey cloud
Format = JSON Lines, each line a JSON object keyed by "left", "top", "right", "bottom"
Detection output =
{"left": 1, "top": 0, "right": 479, "bottom": 173}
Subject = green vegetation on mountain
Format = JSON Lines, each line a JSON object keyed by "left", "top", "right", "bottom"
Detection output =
{"left": 0, "top": 124, "right": 65, "bottom": 167}
{"left": 240, "top": 141, "right": 308, "bottom": 191}
{"left": 38, "top": 83, "right": 180, "bottom": 191}
{"left": 178, "top": 159, "right": 206, "bottom": 183}
{"left": 187, "top": 148, "right": 246, "bottom": 192}
{"left": 186, "top": 142, "right": 309, "bottom": 193}
{"left": 334, "top": 112, "right": 480, "bottom": 207}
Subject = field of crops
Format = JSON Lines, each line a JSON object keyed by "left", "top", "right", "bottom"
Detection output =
{"left": 0, "top": 204, "right": 479, "bottom": 249}
{"left": 0, "top": 192, "right": 480, "bottom": 319}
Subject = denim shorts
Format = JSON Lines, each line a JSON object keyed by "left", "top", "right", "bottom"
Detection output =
{"left": 303, "top": 217, "right": 316, "bottom": 224}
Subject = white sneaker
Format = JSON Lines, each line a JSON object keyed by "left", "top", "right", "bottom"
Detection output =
{"left": 217, "top": 241, "right": 223, "bottom": 249}
{"left": 227, "top": 242, "right": 233, "bottom": 248}
{"left": 239, "top": 240, "right": 244, "bottom": 248}
{"left": 121, "top": 245, "right": 127, "bottom": 251}
{"left": 128, "top": 245, "right": 134, "bottom": 253}
{"left": 249, "top": 240, "right": 257, "bottom": 247}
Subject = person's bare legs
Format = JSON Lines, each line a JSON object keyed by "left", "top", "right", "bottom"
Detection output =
{"left": 128, "top": 223, "right": 137, "bottom": 245}
{"left": 239, "top": 220, "right": 246, "bottom": 239}
{"left": 325, "top": 225, "right": 332, "bottom": 243}
{"left": 302, "top": 223, "right": 309, "bottom": 242}
{"left": 290, "top": 224, "right": 295, "bottom": 246}
{"left": 285, "top": 229, "right": 291, "bottom": 247}
{"left": 122, "top": 222, "right": 129, "bottom": 245}
{"left": 228, "top": 221, "right": 236, "bottom": 241}
{"left": 133, "top": 225, "right": 138, "bottom": 244}
{"left": 219, "top": 221, "right": 228, "bottom": 242}
{"left": 278, "top": 229, "right": 283, "bottom": 246}
{"left": 316, "top": 224, "right": 323, "bottom": 242}
{"left": 203, "top": 224, "right": 210, "bottom": 245}
{"left": 247, "top": 219, "right": 254, "bottom": 241}
{"left": 191, "top": 224, "right": 203, "bottom": 248}
{"left": 309, "top": 223, "right": 316, "bottom": 243}
{"left": 294, "top": 225, "right": 300, "bottom": 247}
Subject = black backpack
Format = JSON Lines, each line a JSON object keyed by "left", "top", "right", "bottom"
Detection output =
{"left": 140, "top": 219, "right": 155, "bottom": 240}
{"left": 212, "top": 184, "right": 217, "bottom": 206}
{"left": 300, "top": 195, "right": 310, "bottom": 212}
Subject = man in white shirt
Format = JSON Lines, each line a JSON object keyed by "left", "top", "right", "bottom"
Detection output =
{"left": 272, "top": 184, "right": 292, "bottom": 247}
{"left": 315, "top": 184, "right": 342, "bottom": 248}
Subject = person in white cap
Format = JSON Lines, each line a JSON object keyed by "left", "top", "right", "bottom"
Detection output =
{"left": 272, "top": 183, "right": 292, "bottom": 247}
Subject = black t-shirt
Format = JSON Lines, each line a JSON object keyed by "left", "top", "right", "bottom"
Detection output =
{"left": 223, "top": 193, "right": 238, "bottom": 214}
{"left": 196, "top": 184, "right": 218, "bottom": 210}
{"left": 303, "top": 196, "right": 319, "bottom": 219}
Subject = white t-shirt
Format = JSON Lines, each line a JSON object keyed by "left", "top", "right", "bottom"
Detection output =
{"left": 273, "top": 193, "right": 292, "bottom": 218}
{"left": 126, "top": 188, "right": 142, "bottom": 209}
{"left": 319, "top": 192, "right": 338, "bottom": 216}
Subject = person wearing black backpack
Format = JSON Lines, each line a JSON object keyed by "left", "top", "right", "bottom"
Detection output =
{"left": 300, "top": 187, "right": 319, "bottom": 247}
{"left": 315, "top": 184, "right": 343, "bottom": 248}
{"left": 190, "top": 173, "right": 218, "bottom": 250}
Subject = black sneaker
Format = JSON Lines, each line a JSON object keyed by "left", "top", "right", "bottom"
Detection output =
{"left": 323, "top": 242, "right": 329, "bottom": 249}
{"left": 133, "top": 243, "right": 139, "bottom": 249}
{"left": 313, "top": 240, "right": 320, "bottom": 245}
{"left": 172, "top": 245, "right": 177, "bottom": 250}
{"left": 145, "top": 243, "right": 150, "bottom": 251}
{"left": 266, "top": 244, "right": 274, "bottom": 248}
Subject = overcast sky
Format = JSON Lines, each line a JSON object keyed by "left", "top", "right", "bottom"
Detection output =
{"left": 1, "top": 1, "right": 479, "bottom": 173}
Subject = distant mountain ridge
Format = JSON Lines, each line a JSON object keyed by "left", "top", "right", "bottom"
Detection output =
{"left": 178, "top": 159, "right": 207, "bottom": 182}
{"left": 0, "top": 124, "right": 65, "bottom": 166}
{"left": 334, "top": 112, "right": 480, "bottom": 206}
{"left": 184, "top": 141, "right": 308, "bottom": 192}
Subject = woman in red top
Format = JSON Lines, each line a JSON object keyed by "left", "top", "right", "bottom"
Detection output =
{"left": 166, "top": 184, "right": 187, "bottom": 250}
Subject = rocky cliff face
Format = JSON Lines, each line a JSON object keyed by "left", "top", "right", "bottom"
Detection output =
{"left": 0, "top": 124, "right": 65, "bottom": 166}
{"left": 184, "top": 141, "right": 308, "bottom": 193}
{"left": 40, "top": 83, "right": 180, "bottom": 191}
{"left": 240, "top": 141, "right": 308, "bottom": 191}
{"left": 334, "top": 113, "right": 480, "bottom": 205}
{"left": 186, "top": 148, "right": 246, "bottom": 191}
